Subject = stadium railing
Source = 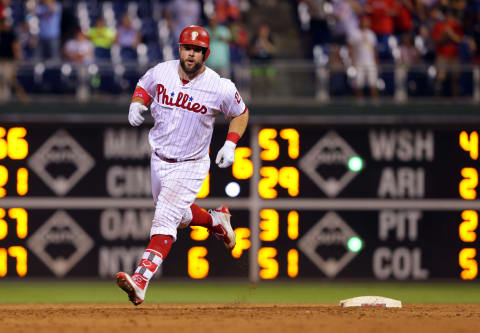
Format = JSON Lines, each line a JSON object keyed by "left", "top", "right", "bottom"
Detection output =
{"left": 9, "top": 60, "right": 480, "bottom": 105}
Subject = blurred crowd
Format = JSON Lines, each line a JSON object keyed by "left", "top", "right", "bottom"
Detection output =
{"left": 1, "top": 0, "right": 479, "bottom": 101}
{"left": 0, "top": 0, "right": 274, "bottom": 66}
{"left": 296, "top": 0, "right": 480, "bottom": 96}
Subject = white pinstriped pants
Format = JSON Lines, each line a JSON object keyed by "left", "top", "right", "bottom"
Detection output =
{"left": 150, "top": 152, "right": 210, "bottom": 241}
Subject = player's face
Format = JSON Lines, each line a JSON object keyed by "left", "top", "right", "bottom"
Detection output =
{"left": 179, "top": 44, "right": 205, "bottom": 75}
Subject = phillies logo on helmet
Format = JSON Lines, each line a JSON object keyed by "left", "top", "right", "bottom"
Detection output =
{"left": 191, "top": 31, "right": 199, "bottom": 40}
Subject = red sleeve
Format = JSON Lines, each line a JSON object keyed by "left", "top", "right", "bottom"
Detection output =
{"left": 132, "top": 86, "right": 152, "bottom": 105}
{"left": 432, "top": 23, "right": 442, "bottom": 42}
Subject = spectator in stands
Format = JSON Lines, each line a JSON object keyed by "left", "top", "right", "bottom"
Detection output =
{"left": 64, "top": 30, "right": 94, "bottom": 65}
{"left": 348, "top": 15, "right": 379, "bottom": 98}
{"left": 432, "top": 9, "right": 463, "bottom": 96}
{"left": 16, "top": 19, "right": 37, "bottom": 60}
{"left": 398, "top": 32, "right": 421, "bottom": 65}
{"left": 229, "top": 18, "right": 249, "bottom": 64}
{"left": 116, "top": 14, "right": 141, "bottom": 62}
{"left": 301, "top": 0, "right": 331, "bottom": 53}
{"left": 165, "top": 0, "right": 202, "bottom": 44}
{"left": 249, "top": 23, "right": 276, "bottom": 62}
{"left": 214, "top": 0, "right": 241, "bottom": 24}
{"left": 0, "top": 17, "right": 25, "bottom": 103}
{"left": 34, "top": 0, "right": 62, "bottom": 61}
{"left": 88, "top": 16, "right": 116, "bottom": 61}
{"left": 206, "top": 17, "right": 232, "bottom": 78}
{"left": 395, "top": 0, "right": 415, "bottom": 35}
{"left": 365, "top": 0, "right": 398, "bottom": 62}
{"left": 0, "top": 0, "right": 11, "bottom": 19}
{"left": 332, "top": 0, "right": 360, "bottom": 45}
{"left": 249, "top": 23, "right": 276, "bottom": 95}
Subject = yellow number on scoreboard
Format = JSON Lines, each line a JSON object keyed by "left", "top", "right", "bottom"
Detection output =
{"left": 259, "top": 128, "right": 279, "bottom": 161}
{"left": 460, "top": 210, "right": 478, "bottom": 242}
{"left": 8, "top": 246, "right": 27, "bottom": 277}
{"left": 459, "top": 248, "right": 478, "bottom": 280}
{"left": 232, "top": 147, "right": 253, "bottom": 179}
{"left": 0, "top": 165, "right": 7, "bottom": 198}
{"left": 231, "top": 227, "right": 251, "bottom": 259}
{"left": 280, "top": 129, "right": 299, "bottom": 159}
{"left": 259, "top": 167, "right": 278, "bottom": 199}
{"left": 287, "top": 211, "right": 299, "bottom": 240}
{"left": 287, "top": 249, "right": 299, "bottom": 278}
{"left": 259, "top": 209, "right": 279, "bottom": 241}
{"left": 258, "top": 247, "right": 278, "bottom": 279}
{"left": 278, "top": 167, "right": 299, "bottom": 197}
{"left": 190, "top": 226, "right": 209, "bottom": 241}
{"left": 196, "top": 172, "right": 209, "bottom": 198}
{"left": 460, "top": 131, "right": 479, "bottom": 160}
{"left": 459, "top": 167, "right": 478, "bottom": 200}
{"left": 0, "top": 127, "right": 28, "bottom": 160}
{"left": 188, "top": 247, "right": 209, "bottom": 279}
{"left": 0, "top": 246, "right": 28, "bottom": 277}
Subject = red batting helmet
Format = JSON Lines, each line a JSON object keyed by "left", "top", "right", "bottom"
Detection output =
{"left": 178, "top": 25, "right": 210, "bottom": 60}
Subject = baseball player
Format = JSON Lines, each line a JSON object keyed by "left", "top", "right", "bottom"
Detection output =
{"left": 115, "top": 25, "right": 249, "bottom": 306}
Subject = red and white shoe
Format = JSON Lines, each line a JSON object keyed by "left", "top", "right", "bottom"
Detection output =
{"left": 115, "top": 272, "right": 146, "bottom": 306}
{"left": 209, "top": 206, "right": 236, "bottom": 250}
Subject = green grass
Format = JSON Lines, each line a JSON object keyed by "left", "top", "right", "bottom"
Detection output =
{"left": 1, "top": 281, "right": 480, "bottom": 304}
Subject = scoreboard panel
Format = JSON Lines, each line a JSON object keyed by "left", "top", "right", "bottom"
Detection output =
{"left": 1, "top": 119, "right": 480, "bottom": 281}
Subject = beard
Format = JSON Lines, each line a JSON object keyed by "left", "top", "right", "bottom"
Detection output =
{"left": 180, "top": 58, "right": 203, "bottom": 75}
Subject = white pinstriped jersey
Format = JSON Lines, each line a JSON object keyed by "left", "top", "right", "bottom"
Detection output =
{"left": 138, "top": 60, "right": 246, "bottom": 160}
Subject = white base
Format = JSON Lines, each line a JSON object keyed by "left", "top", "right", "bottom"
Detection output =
{"left": 340, "top": 296, "right": 402, "bottom": 308}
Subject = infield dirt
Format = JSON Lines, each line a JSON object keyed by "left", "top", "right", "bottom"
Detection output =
{"left": 1, "top": 304, "right": 479, "bottom": 333}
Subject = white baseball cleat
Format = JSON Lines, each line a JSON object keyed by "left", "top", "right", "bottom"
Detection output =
{"left": 209, "top": 205, "right": 236, "bottom": 250}
{"left": 115, "top": 272, "right": 146, "bottom": 306}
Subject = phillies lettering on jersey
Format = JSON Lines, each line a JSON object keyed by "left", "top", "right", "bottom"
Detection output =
{"left": 156, "top": 83, "right": 207, "bottom": 114}
{"left": 137, "top": 60, "right": 245, "bottom": 161}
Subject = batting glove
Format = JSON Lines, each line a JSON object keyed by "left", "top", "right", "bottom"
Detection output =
{"left": 216, "top": 141, "right": 236, "bottom": 168}
{"left": 128, "top": 102, "right": 148, "bottom": 126}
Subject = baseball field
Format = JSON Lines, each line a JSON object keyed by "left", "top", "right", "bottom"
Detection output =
{"left": 1, "top": 281, "right": 479, "bottom": 333}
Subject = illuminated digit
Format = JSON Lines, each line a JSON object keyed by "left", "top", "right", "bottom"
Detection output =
{"left": 197, "top": 172, "right": 209, "bottom": 198}
{"left": 259, "top": 128, "right": 279, "bottom": 161}
{"left": 460, "top": 210, "right": 478, "bottom": 242}
{"left": 459, "top": 168, "right": 478, "bottom": 200}
{"left": 8, "top": 246, "right": 27, "bottom": 277}
{"left": 0, "top": 165, "right": 7, "bottom": 197}
{"left": 17, "top": 168, "right": 28, "bottom": 196}
{"left": 288, "top": 211, "right": 299, "bottom": 240}
{"left": 258, "top": 247, "right": 278, "bottom": 279}
{"left": 288, "top": 249, "right": 299, "bottom": 278}
{"left": 280, "top": 129, "right": 299, "bottom": 159}
{"left": 0, "top": 248, "right": 6, "bottom": 277}
{"left": 0, "top": 127, "right": 6, "bottom": 159}
{"left": 259, "top": 167, "right": 278, "bottom": 199}
{"left": 232, "top": 147, "right": 253, "bottom": 179}
{"left": 188, "top": 247, "right": 209, "bottom": 279}
{"left": 459, "top": 248, "right": 478, "bottom": 280}
{"left": 260, "top": 209, "right": 279, "bottom": 241}
{"left": 190, "top": 226, "right": 209, "bottom": 241}
{"left": 0, "top": 209, "right": 7, "bottom": 240}
{"left": 9, "top": 208, "right": 28, "bottom": 239}
{"left": 460, "top": 131, "right": 478, "bottom": 160}
{"left": 278, "top": 167, "right": 299, "bottom": 197}
{"left": 7, "top": 127, "right": 28, "bottom": 160}
{"left": 231, "top": 227, "right": 251, "bottom": 259}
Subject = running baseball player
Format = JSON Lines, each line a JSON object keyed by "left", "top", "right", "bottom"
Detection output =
{"left": 116, "top": 25, "right": 249, "bottom": 306}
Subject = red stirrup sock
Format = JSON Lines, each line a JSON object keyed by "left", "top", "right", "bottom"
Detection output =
{"left": 188, "top": 204, "right": 213, "bottom": 227}
{"left": 133, "top": 234, "right": 173, "bottom": 285}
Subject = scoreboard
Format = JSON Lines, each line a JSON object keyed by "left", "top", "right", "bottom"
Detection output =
{"left": 1, "top": 118, "right": 480, "bottom": 281}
